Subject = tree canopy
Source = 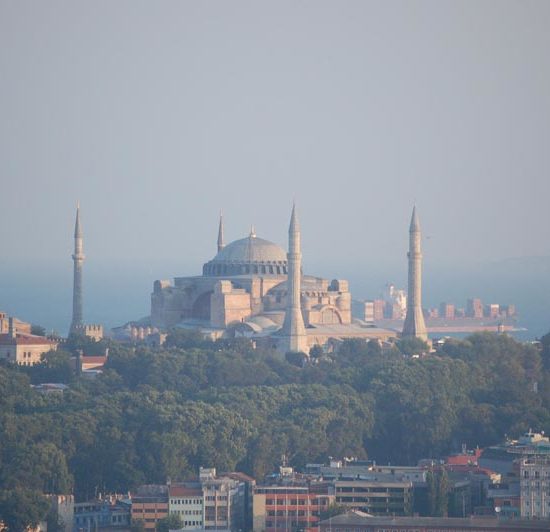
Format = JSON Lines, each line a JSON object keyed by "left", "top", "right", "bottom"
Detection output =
{"left": 0, "top": 331, "right": 548, "bottom": 525}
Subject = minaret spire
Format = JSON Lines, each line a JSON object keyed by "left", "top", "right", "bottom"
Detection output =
{"left": 70, "top": 203, "right": 85, "bottom": 333}
{"left": 280, "top": 203, "right": 308, "bottom": 353}
{"left": 217, "top": 210, "right": 225, "bottom": 253}
{"left": 402, "top": 206, "right": 428, "bottom": 341}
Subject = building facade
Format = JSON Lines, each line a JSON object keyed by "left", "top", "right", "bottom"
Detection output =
{"left": 130, "top": 485, "right": 169, "bottom": 530}
{"left": 159, "top": 468, "right": 249, "bottom": 531}
{"left": 520, "top": 456, "right": 550, "bottom": 519}
{"left": 0, "top": 311, "right": 31, "bottom": 334}
{"left": 73, "top": 497, "right": 130, "bottom": 531}
{"left": 334, "top": 478, "right": 414, "bottom": 516}
{"left": 150, "top": 207, "right": 394, "bottom": 352}
{"left": 0, "top": 318, "right": 57, "bottom": 365}
{"left": 168, "top": 485, "right": 204, "bottom": 529}
{"left": 319, "top": 512, "right": 550, "bottom": 531}
{"left": 253, "top": 485, "right": 334, "bottom": 531}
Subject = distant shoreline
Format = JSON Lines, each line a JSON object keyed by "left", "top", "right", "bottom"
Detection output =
{"left": 374, "top": 317, "right": 523, "bottom": 335}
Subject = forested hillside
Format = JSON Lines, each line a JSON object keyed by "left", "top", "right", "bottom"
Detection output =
{"left": 1, "top": 331, "right": 549, "bottom": 528}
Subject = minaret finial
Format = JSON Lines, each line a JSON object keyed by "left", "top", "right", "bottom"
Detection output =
{"left": 410, "top": 204, "right": 420, "bottom": 232}
{"left": 74, "top": 202, "right": 82, "bottom": 238}
{"left": 250, "top": 225, "right": 256, "bottom": 238}
{"left": 217, "top": 210, "right": 225, "bottom": 253}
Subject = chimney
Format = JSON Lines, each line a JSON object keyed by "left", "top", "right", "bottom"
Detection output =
{"left": 8, "top": 317, "right": 16, "bottom": 339}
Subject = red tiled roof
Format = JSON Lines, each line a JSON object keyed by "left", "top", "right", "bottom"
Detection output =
{"left": 169, "top": 486, "right": 202, "bottom": 497}
{"left": 0, "top": 333, "right": 57, "bottom": 346}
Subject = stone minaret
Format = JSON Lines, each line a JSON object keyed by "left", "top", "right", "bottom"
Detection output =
{"left": 217, "top": 211, "right": 225, "bottom": 253}
{"left": 402, "top": 206, "right": 428, "bottom": 341}
{"left": 280, "top": 204, "right": 308, "bottom": 353}
{"left": 70, "top": 203, "right": 85, "bottom": 333}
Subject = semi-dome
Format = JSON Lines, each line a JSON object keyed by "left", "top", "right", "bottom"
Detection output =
{"left": 203, "top": 234, "right": 287, "bottom": 277}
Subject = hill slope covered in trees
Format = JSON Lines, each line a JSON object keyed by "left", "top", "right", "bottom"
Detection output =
{"left": 1, "top": 331, "right": 549, "bottom": 529}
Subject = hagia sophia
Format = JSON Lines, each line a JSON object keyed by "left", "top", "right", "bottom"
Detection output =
{"left": 70, "top": 203, "right": 427, "bottom": 353}
{"left": 149, "top": 206, "right": 402, "bottom": 351}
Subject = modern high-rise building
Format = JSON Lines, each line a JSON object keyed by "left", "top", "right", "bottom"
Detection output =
{"left": 467, "top": 298, "right": 484, "bottom": 318}
{"left": 440, "top": 302, "right": 456, "bottom": 320}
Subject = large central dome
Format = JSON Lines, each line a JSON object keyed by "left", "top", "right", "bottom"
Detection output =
{"left": 203, "top": 234, "right": 287, "bottom": 277}
{"left": 214, "top": 235, "right": 287, "bottom": 263}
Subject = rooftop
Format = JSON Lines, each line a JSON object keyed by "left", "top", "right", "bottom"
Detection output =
{"left": 0, "top": 333, "right": 57, "bottom": 346}
{"left": 169, "top": 485, "right": 203, "bottom": 497}
{"left": 319, "top": 512, "right": 550, "bottom": 530}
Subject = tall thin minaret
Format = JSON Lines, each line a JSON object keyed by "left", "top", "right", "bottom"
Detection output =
{"left": 217, "top": 211, "right": 225, "bottom": 253}
{"left": 280, "top": 204, "right": 308, "bottom": 353}
{"left": 70, "top": 203, "right": 85, "bottom": 333}
{"left": 402, "top": 206, "right": 428, "bottom": 341}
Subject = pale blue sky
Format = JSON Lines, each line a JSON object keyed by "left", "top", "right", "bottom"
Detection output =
{"left": 1, "top": 1, "right": 549, "bottom": 334}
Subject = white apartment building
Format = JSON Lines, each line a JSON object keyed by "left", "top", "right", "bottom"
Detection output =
{"left": 169, "top": 485, "right": 204, "bottom": 530}
{"left": 167, "top": 468, "right": 247, "bottom": 531}
{"left": 520, "top": 455, "right": 550, "bottom": 518}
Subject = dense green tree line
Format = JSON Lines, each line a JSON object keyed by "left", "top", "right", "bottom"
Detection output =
{"left": 0, "top": 330, "right": 548, "bottom": 529}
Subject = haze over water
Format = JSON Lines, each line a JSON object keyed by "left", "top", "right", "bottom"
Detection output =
{"left": 1, "top": 1, "right": 549, "bottom": 338}
{"left": 1, "top": 254, "right": 548, "bottom": 340}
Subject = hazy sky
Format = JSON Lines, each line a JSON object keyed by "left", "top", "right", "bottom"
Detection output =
{"left": 1, "top": 1, "right": 549, "bottom": 280}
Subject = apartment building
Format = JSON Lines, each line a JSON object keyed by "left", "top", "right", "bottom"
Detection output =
{"left": 520, "top": 455, "right": 550, "bottom": 519}
{"left": 253, "top": 485, "right": 334, "bottom": 531}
